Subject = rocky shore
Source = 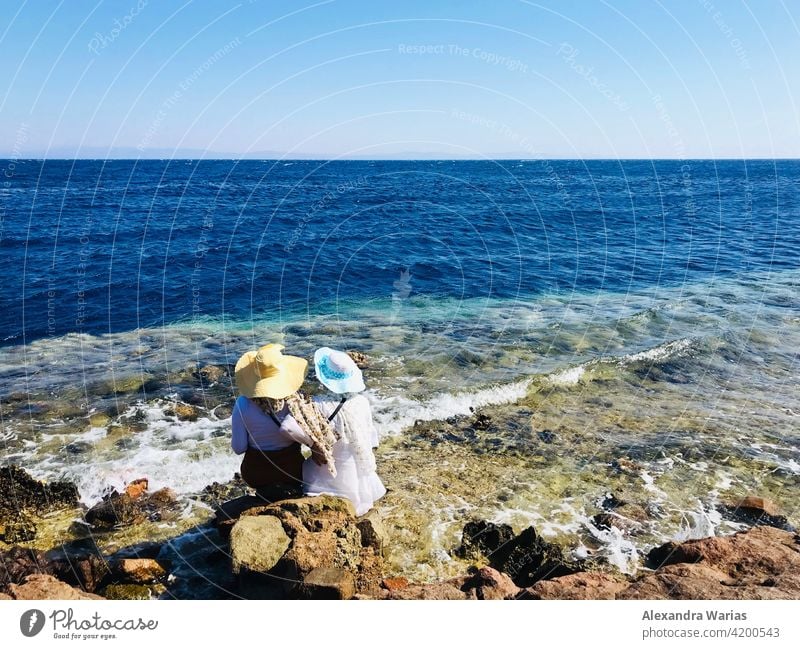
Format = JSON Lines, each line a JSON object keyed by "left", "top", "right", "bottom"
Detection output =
{"left": 1, "top": 464, "right": 798, "bottom": 600}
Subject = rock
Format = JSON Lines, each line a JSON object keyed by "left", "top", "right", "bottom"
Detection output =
{"left": 64, "top": 441, "right": 92, "bottom": 455}
{"left": 455, "top": 520, "right": 516, "bottom": 561}
{"left": 0, "top": 465, "right": 79, "bottom": 520}
{"left": 624, "top": 526, "right": 800, "bottom": 599}
{"left": 85, "top": 493, "right": 145, "bottom": 529}
{"left": 113, "top": 558, "right": 166, "bottom": 584}
{"left": 611, "top": 457, "right": 643, "bottom": 475}
{"left": 88, "top": 412, "right": 111, "bottom": 427}
{"left": 7, "top": 574, "right": 104, "bottom": 600}
{"left": 600, "top": 493, "right": 627, "bottom": 509}
{"left": 298, "top": 567, "right": 356, "bottom": 600}
{"left": 381, "top": 577, "right": 409, "bottom": 591}
{"left": 201, "top": 476, "right": 252, "bottom": 509}
{"left": 0, "top": 593, "right": 11, "bottom": 600}
{"left": 101, "top": 583, "right": 154, "bottom": 600}
{"left": 1, "top": 512, "right": 37, "bottom": 543}
{"left": 124, "top": 478, "right": 149, "bottom": 500}
{"left": 591, "top": 509, "right": 644, "bottom": 535}
{"left": 345, "top": 351, "right": 369, "bottom": 368}
{"left": 230, "top": 515, "right": 291, "bottom": 575}
{"left": 85, "top": 486, "right": 179, "bottom": 529}
{"left": 386, "top": 576, "right": 473, "bottom": 600}
{"left": 48, "top": 551, "right": 110, "bottom": 593}
{"left": 172, "top": 403, "right": 198, "bottom": 422}
{"left": 215, "top": 495, "right": 269, "bottom": 538}
{"left": 147, "top": 487, "right": 178, "bottom": 511}
{"left": 735, "top": 496, "right": 782, "bottom": 517}
{"left": 357, "top": 509, "right": 387, "bottom": 554}
{"left": 0, "top": 546, "right": 51, "bottom": 587}
{"left": 522, "top": 571, "right": 629, "bottom": 599}
{"left": 463, "top": 566, "right": 520, "bottom": 600}
{"left": 720, "top": 496, "right": 794, "bottom": 531}
{"left": 456, "top": 520, "right": 584, "bottom": 587}
{"left": 537, "top": 429, "right": 556, "bottom": 443}
{"left": 219, "top": 495, "right": 383, "bottom": 598}
{"left": 195, "top": 364, "right": 229, "bottom": 384}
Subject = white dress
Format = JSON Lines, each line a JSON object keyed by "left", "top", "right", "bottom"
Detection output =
{"left": 303, "top": 393, "right": 386, "bottom": 516}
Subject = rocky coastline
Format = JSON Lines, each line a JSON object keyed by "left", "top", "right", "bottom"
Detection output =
{"left": 1, "top": 460, "right": 798, "bottom": 601}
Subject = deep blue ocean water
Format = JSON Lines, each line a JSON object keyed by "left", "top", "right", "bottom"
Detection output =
{"left": 2, "top": 159, "right": 798, "bottom": 345}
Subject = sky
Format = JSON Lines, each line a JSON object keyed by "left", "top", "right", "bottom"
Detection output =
{"left": 0, "top": 0, "right": 798, "bottom": 158}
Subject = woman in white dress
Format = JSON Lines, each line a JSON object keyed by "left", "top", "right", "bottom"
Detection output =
{"left": 303, "top": 348, "right": 386, "bottom": 516}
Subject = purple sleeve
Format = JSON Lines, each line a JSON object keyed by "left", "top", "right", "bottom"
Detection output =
{"left": 231, "top": 399, "right": 249, "bottom": 455}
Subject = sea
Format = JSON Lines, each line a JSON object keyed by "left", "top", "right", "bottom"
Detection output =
{"left": 1, "top": 159, "right": 798, "bottom": 583}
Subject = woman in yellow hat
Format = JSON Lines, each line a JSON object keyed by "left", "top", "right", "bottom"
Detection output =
{"left": 231, "top": 343, "right": 327, "bottom": 500}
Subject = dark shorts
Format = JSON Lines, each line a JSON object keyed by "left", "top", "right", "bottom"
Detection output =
{"left": 240, "top": 442, "right": 304, "bottom": 498}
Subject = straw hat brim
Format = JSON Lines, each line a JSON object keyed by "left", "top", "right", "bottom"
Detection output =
{"left": 235, "top": 351, "right": 308, "bottom": 399}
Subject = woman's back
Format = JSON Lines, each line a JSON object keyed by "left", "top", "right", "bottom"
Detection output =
{"left": 304, "top": 393, "right": 385, "bottom": 515}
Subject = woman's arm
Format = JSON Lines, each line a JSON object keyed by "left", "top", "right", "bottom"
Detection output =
{"left": 278, "top": 414, "right": 315, "bottom": 448}
{"left": 230, "top": 398, "right": 249, "bottom": 455}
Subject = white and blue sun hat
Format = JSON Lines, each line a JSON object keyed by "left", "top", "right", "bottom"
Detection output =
{"left": 314, "top": 347, "right": 365, "bottom": 394}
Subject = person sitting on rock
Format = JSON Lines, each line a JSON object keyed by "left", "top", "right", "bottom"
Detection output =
{"left": 303, "top": 348, "right": 386, "bottom": 516}
{"left": 232, "top": 344, "right": 328, "bottom": 501}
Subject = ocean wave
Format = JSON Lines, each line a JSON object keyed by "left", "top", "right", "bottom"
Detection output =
{"left": 369, "top": 379, "right": 532, "bottom": 436}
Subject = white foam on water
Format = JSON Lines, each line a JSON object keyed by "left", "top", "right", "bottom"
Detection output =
{"left": 621, "top": 338, "right": 694, "bottom": 364}
{"left": 369, "top": 379, "right": 531, "bottom": 436}
{"left": 673, "top": 500, "right": 723, "bottom": 542}
{"left": 547, "top": 365, "right": 586, "bottom": 386}
{"left": 584, "top": 518, "right": 640, "bottom": 573}
{"left": 25, "top": 400, "right": 239, "bottom": 506}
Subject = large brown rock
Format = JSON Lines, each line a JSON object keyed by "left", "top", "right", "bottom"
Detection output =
{"left": 523, "top": 571, "right": 629, "bottom": 599}
{"left": 219, "top": 495, "right": 384, "bottom": 598}
{"left": 230, "top": 516, "right": 291, "bottom": 575}
{"left": 7, "top": 574, "right": 104, "bottom": 600}
{"left": 623, "top": 526, "right": 800, "bottom": 600}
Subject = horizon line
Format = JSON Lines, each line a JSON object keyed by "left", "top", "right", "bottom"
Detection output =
{"left": 3, "top": 156, "right": 799, "bottom": 162}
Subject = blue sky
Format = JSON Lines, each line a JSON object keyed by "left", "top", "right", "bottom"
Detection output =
{"left": 1, "top": 0, "right": 798, "bottom": 158}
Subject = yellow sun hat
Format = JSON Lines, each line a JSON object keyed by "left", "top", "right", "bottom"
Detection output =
{"left": 234, "top": 343, "right": 308, "bottom": 399}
